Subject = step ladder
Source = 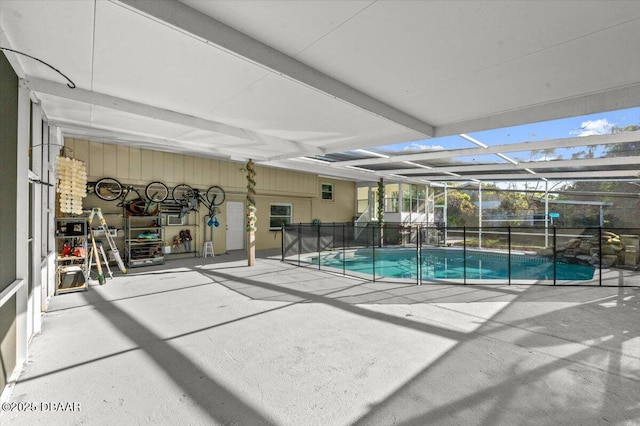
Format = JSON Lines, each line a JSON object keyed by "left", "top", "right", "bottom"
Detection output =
{"left": 87, "top": 207, "right": 127, "bottom": 274}
{"left": 203, "top": 241, "right": 214, "bottom": 258}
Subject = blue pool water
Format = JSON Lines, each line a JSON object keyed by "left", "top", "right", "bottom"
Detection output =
{"left": 320, "top": 248, "right": 595, "bottom": 281}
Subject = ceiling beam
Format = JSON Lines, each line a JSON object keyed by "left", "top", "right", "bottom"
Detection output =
{"left": 414, "top": 170, "right": 640, "bottom": 182}
{"left": 376, "top": 155, "right": 640, "bottom": 175}
{"left": 52, "top": 119, "right": 268, "bottom": 161}
{"left": 118, "top": 0, "right": 435, "bottom": 139}
{"left": 268, "top": 159, "right": 427, "bottom": 185}
{"left": 331, "top": 131, "right": 640, "bottom": 167}
{"left": 435, "top": 83, "right": 640, "bottom": 138}
{"left": 22, "top": 76, "right": 323, "bottom": 157}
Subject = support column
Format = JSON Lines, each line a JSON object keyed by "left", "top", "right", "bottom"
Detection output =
{"left": 30, "top": 102, "right": 43, "bottom": 335}
{"left": 245, "top": 160, "right": 257, "bottom": 266}
{"left": 15, "top": 82, "right": 30, "bottom": 366}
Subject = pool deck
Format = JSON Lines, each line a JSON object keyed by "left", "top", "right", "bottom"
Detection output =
{"left": 2, "top": 249, "right": 639, "bottom": 425}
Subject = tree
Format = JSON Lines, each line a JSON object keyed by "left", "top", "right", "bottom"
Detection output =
{"left": 499, "top": 191, "right": 530, "bottom": 215}
{"left": 446, "top": 190, "right": 477, "bottom": 227}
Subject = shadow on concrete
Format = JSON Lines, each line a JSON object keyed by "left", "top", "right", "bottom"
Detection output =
{"left": 197, "top": 267, "right": 470, "bottom": 342}
{"left": 194, "top": 262, "right": 640, "bottom": 425}
{"left": 77, "top": 287, "right": 277, "bottom": 426}
{"left": 348, "top": 285, "right": 640, "bottom": 425}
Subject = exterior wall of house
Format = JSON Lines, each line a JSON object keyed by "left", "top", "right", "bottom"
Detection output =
{"left": 0, "top": 50, "right": 19, "bottom": 396}
{"left": 64, "top": 139, "right": 356, "bottom": 252}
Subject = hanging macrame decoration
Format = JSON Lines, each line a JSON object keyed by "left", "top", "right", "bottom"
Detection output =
{"left": 56, "top": 156, "right": 87, "bottom": 215}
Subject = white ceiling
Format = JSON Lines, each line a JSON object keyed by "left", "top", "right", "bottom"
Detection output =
{"left": 2, "top": 0, "right": 640, "bottom": 184}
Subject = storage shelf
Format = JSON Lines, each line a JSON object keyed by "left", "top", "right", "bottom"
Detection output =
{"left": 57, "top": 256, "right": 85, "bottom": 262}
{"left": 55, "top": 218, "right": 89, "bottom": 294}
{"left": 125, "top": 215, "right": 164, "bottom": 268}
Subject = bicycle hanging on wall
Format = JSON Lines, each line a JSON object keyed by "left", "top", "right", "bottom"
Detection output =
{"left": 171, "top": 184, "right": 226, "bottom": 226}
{"left": 92, "top": 177, "right": 169, "bottom": 216}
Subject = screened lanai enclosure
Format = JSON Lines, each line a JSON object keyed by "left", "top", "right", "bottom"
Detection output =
{"left": 283, "top": 123, "right": 640, "bottom": 287}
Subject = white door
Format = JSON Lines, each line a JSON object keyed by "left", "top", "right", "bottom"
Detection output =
{"left": 226, "top": 202, "right": 245, "bottom": 250}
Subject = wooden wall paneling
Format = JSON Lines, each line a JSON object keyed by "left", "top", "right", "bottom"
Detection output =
{"left": 139, "top": 149, "right": 154, "bottom": 182}
{"left": 258, "top": 166, "right": 270, "bottom": 193}
{"left": 308, "top": 174, "right": 316, "bottom": 195}
{"left": 210, "top": 158, "right": 218, "bottom": 185}
{"left": 221, "top": 161, "right": 243, "bottom": 191}
{"left": 205, "top": 157, "right": 215, "bottom": 185}
{"left": 209, "top": 158, "right": 220, "bottom": 186}
{"left": 269, "top": 167, "right": 277, "bottom": 193}
{"left": 235, "top": 161, "right": 245, "bottom": 189}
{"left": 218, "top": 161, "right": 231, "bottom": 190}
{"left": 116, "top": 145, "right": 129, "bottom": 180}
{"left": 173, "top": 154, "right": 184, "bottom": 187}
{"left": 151, "top": 150, "right": 163, "bottom": 181}
{"left": 183, "top": 155, "right": 195, "bottom": 185}
{"left": 89, "top": 142, "right": 104, "bottom": 178}
{"left": 129, "top": 147, "right": 141, "bottom": 181}
{"left": 233, "top": 161, "right": 244, "bottom": 190}
{"left": 163, "top": 152, "right": 175, "bottom": 184}
{"left": 72, "top": 140, "right": 90, "bottom": 172}
{"left": 193, "top": 156, "right": 205, "bottom": 186}
{"left": 285, "top": 170, "right": 293, "bottom": 194}
{"left": 278, "top": 169, "right": 286, "bottom": 193}
{"left": 271, "top": 168, "right": 279, "bottom": 193}
{"left": 102, "top": 143, "right": 117, "bottom": 179}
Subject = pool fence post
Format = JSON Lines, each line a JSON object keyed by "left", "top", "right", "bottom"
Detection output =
{"left": 297, "top": 223, "right": 301, "bottom": 267}
{"left": 416, "top": 225, "right": 422, "bottom": 285}
{"left": 463, "top": 226, "right": 467, "bottom": 285}
{"left": 553, "top": 226, "right": 557, "bottom": 285}
{"left": 342, "top": 224, "right": 346, "bottom": 276}
{"left": 598, "top": 226, "right": 602, "bottom": 286}
{"left": 366, "top": 223, "right": 369, "bottom": 248}
{"left": 508, "top": 226, "right": 511, "bottom": 285}
{"left": 317, "top": 222, "right": 321, "bottom": 270}
{"left": 372, "top": 225, "right": 376, "bottom": 282}
{"left": 332, "top": 222, "right": 336, "bottom": 251}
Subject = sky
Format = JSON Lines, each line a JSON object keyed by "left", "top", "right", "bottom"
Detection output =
{"left": 377, "top": 106, "right": 640, "bottom": 160}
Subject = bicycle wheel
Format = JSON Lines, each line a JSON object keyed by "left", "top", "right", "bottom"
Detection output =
{"left": 94, "top": 177, "right": 123, "bottom": 201}
{"left": 172, "top": 184, "right": 195, "bottom": 206}
{"left": 145, "top": 181, "right": 169, "bottom": 203}
{"left": 206, "top": 185, "right": 226, "bottom": 206}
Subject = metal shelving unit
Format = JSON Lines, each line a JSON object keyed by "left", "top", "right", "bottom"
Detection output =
{"left": 55, "top": 217, "right": 89, "bottom": 294}
{"left": 125, "top": 215, "right": 164, "bottom": 267}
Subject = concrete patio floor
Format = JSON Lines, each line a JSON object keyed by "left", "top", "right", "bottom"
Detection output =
{"left": 2, "top": 250, "right": 639, "bottom": 426}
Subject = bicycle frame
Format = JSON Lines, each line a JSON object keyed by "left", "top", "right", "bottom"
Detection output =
{"left": 172, "top": 184, "right": 225, "bottom": 224}
{"left": 120, "top": 186, "right": 156, "bottom": 216}
{"left": 93, "top": 178, "right": 168, "bottom": 216}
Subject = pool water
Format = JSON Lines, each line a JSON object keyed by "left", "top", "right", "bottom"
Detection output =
{"left": 320, "top": 248, "right": 595, "bottom": 281}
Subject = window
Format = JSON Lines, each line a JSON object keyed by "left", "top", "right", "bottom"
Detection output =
{"left": 270, "top": 203, "right": 292, "bottom": 230}
{"left": 403, "top": 184, "right": 426, "bottom": 213}
{"left": 321, "top": 183, "right": 334, "bottom": 200}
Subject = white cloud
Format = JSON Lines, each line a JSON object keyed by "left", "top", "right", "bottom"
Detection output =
{"left": 402, "top": 143, "right": 444, "bottom": 151}
{"left": 531, "top": 155, "right": 559, "bottom": 162}
{"left": 570, "top": 119, "right": 613, "bottom": 137}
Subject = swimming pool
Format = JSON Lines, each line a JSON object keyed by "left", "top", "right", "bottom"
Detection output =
{"left": 318, "top": 248, "right": 595, "bottom": 282}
